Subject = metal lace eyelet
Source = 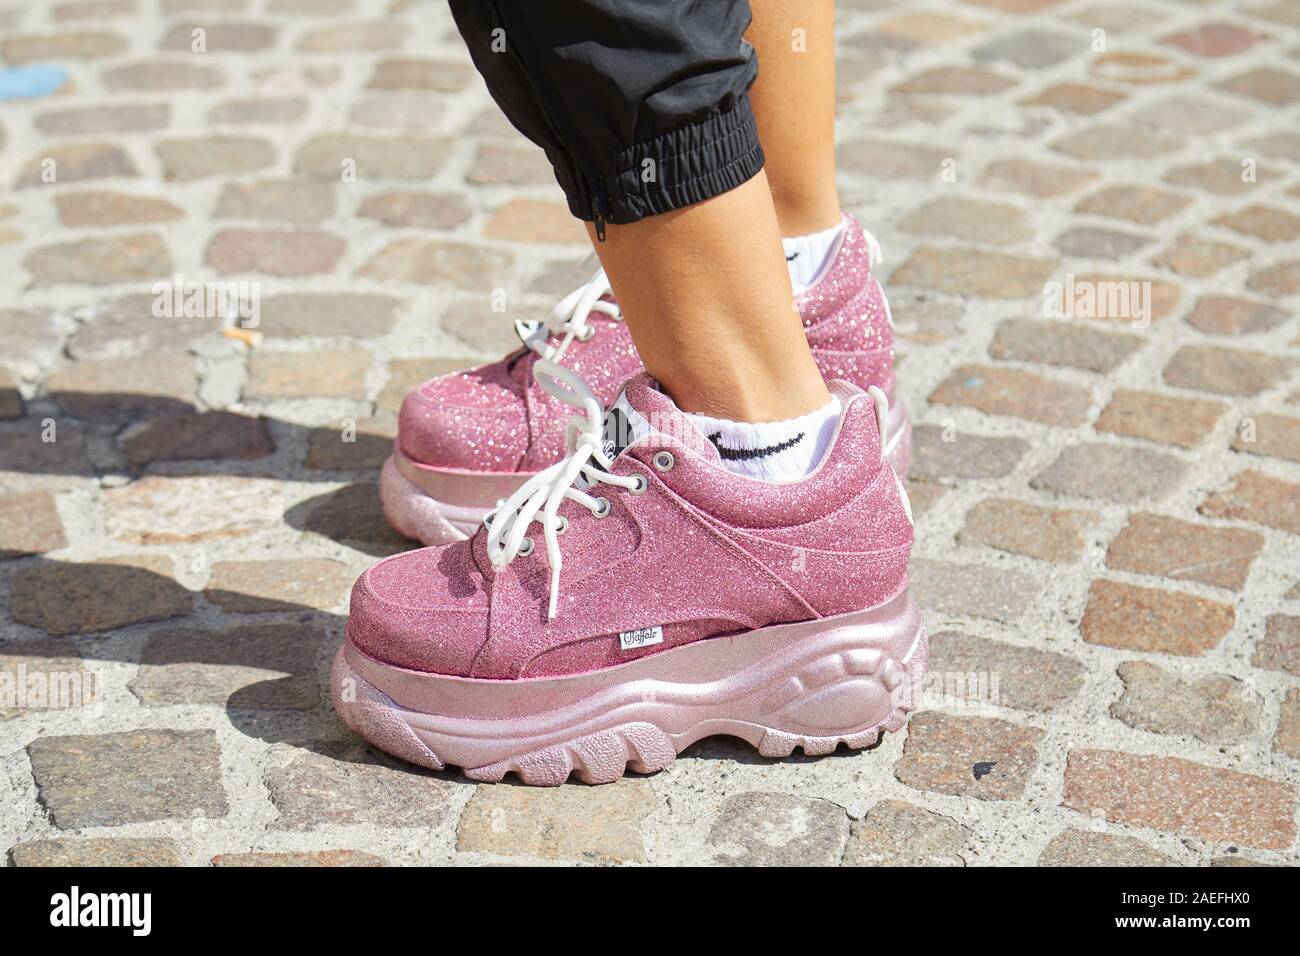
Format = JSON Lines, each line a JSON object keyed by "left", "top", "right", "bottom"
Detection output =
{"left": 554, "top": 516, "right": 569, "bottom": 535}
{"left": 629, "top": 474, "right": 648, "bottom": 495}
{"left": 652, "top": 451, "right": 675, "bottom": 472}
{"left": 518, "top": 537, "right": 534, "bottom": 557}
{"left": 593, "top": 497, "right": 611, "bottom": 518}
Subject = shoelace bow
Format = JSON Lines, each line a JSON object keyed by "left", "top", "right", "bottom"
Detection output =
{"left": 484, "top": 360, "right": 642, "bottom": 620}
{"left": 514, "top": 269, "right": 622, "bottom": 364}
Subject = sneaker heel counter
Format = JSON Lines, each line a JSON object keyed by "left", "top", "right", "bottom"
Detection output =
{"left": 862, "top": 395, "right": 916, "bottom": 589}
{"left": 867, "top": 385, "right": 913, "bottom": 531}
{"left": 863, "top": 273, "right": 896, "bottom": 351}
{"left": 805, "top": 275, "right": 895, "bottom": 355}
{"left": 784, "top": 461, "right": 913, "bottom": 618}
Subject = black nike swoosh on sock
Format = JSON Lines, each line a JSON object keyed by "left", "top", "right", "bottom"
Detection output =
{"left": 785, "top": 252, "right": 799, "bottom": 261}
{"left": 708, "top": 431, "right": 805, "bottom": 462}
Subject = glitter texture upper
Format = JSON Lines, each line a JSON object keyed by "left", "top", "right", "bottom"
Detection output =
{"left": 397, "top": 214, "right": 896, "bottom": 475}
{"left": 348, "top": 374, "right": 914, "bottom": 680}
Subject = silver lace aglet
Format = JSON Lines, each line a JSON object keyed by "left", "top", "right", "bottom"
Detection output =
{"left": 547, "top": 582, "right": 559, "bottom": 621}
{"left": 514, "top": 317, "right": 548, "bottom": 354}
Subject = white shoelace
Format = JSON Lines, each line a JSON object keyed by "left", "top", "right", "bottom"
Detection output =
{"left": 861, "top": 228, "right": 894, "bottom": 329}
{"left": 515, "top": 269, "right": 623, "bottom": 364}
{"left": 484, "top": 360, "right": 643, "bottom": 620}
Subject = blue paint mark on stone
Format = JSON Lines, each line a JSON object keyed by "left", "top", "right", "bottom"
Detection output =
{"left": 0, "top": 65, "right": 70, "bottom": 102}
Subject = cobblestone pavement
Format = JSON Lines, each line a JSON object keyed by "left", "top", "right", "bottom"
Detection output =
{"left": 1, "top": 0, "right": 1298, "bottom": 867}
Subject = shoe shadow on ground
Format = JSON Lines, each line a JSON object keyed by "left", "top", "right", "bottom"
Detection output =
{"left": 4, "top": 356, "right": 519, "bottom": 486}
{"left": 282, "top": 483, "right": 414, "bottom": 559}
{"left": 0, "top": 392, "right": 398, "bottom": 483}
{"left": 2, "top": 391, "right": 415, "bottom": 559}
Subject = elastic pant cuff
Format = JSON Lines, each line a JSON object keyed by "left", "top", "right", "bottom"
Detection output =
{"left": 570, "top": 93, "right": 765, "bottom": 225}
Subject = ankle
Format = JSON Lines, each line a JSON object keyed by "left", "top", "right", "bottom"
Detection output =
{"left": 720, "top": 379, "right": 833, "bottom": 423}
{"left": 651, "top": 349, "right": 831, "bottom": 423}
{"left": 773, "top": 194, "right": 843, "bottom": 239}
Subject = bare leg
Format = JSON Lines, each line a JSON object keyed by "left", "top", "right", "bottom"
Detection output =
{"left": 580, "top": 3, "right": 844, "bottom": 424}
{"left": 586, "top": 171, "right": 830, "bottom": 422}
{"left": 747, "top": 0, "right": 841, "bottom": 236}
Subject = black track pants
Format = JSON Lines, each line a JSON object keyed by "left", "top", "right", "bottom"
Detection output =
{"left": 448, "top": 0, "right": 763, "bottom": 231}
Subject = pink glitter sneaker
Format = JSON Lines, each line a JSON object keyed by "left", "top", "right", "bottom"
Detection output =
{"left": 381, "top": 214, "right": 911, "bottom": 544}
{"left": 333, "top": 367, "right": 927, "bottom": 785}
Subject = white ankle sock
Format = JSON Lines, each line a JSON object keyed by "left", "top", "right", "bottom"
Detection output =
{"left": 688, "top": 396, "right": 842, "bottom": 483}
{"left": 783, "top": 219, "right": 845, "bottom": 295}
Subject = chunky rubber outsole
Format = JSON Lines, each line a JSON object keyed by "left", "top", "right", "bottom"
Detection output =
{"left": 330, "top": 588, "right": 927, "bottom": 786}
{"left": 382, "top": 398, "right": 914, "bottom": 546}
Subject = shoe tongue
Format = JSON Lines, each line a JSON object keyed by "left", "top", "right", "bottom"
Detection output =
{"left": 598, "top": 391, "right": 646, "bottom": 462}
{"left": 604, "top": 373, "right": 721, "bottom": 464}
